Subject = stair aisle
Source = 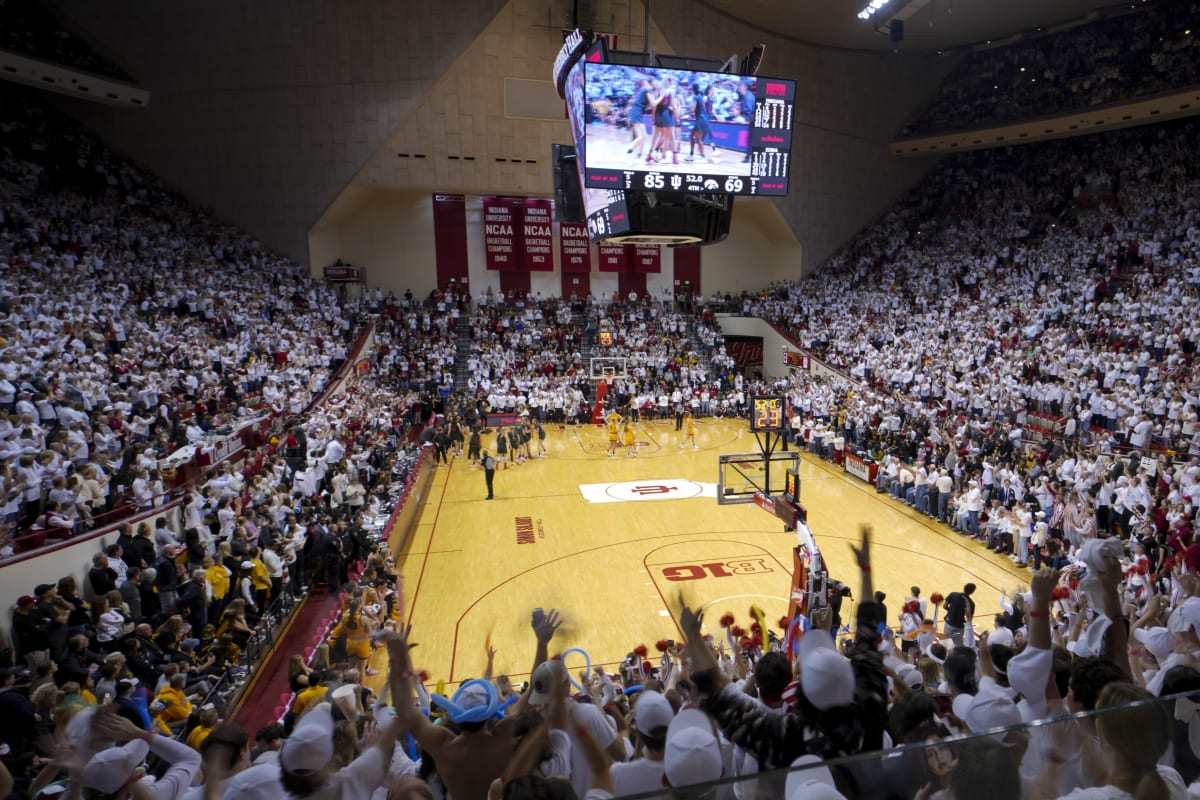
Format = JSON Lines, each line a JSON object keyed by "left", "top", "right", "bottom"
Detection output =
{"left": 452, "top": 319, "right": 473, "bottom": 394}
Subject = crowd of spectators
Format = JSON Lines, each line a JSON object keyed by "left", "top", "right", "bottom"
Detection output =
{"left": 0, "top": 0, "right": 136, "bottom": 82}
{"left": 900, "top": 2, "right": 1200, "bottom": 137}
{"left": 747, "top": 116, "right": 1200, "bottom": 458}
{"left": 0, "top": 86, "right": 364, "bottom": 555}
{"left": 0, "top": 82, "right": 446, "bottom": 798}
{"left": 9, "top": 16, "right": 1200, "bottom": 799}
{"left": 463, "top": 296, "right": 593, "bottom": 422}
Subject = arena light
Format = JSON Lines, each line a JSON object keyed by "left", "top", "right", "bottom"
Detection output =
{"left": 857, "top": 0, "right": 892, "bottom": 19}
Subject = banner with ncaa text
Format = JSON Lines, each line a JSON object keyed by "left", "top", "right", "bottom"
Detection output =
{"left": 482, "top": 196, "right": 519, "bottom": 271}
{"left": 559, "top": 222, "right": 592, "bottom": 273}
{"left": 522, "top": 198, "right": 554, "bottom": 271}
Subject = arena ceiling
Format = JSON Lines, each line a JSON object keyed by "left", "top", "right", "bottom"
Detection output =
{"left": 696, "top": 0, "right": 1141, "bottom": 53}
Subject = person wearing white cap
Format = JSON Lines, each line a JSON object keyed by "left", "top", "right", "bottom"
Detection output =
{"left": 663, "top": 708, "right": 725, "bottom": 789}
{"left": 679, "top": 528, "right": 887, "bottom": 769}
{"left": 279, "top": 698, "right": 404, "bottom": 800}
{"left": 80, "top": 708, "right": 201, "bottom": 800}
{"left": 785, "top": 755, "right": 848, "bottom": 800}
{"left": 523, "top": 624, "right": 626, "bottom": 797}
{"left": 610, "top": 689, "right": 674, "bottom": 796}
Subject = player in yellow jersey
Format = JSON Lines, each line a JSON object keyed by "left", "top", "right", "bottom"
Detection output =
{"left": 680, "top": 409, "right": 698, "bottom": 449}
{"left": 623, "top": 419, "right": 637, "bottom": 457}
{"left": 606, "top": 411, "right": 621, "bottom": 457}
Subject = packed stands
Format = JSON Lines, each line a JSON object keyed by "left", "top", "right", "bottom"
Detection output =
{"left": 0, "top": 0, "right": 136, "bottom": 82}
{"left": 900, "top": 1, "right": 1200, "bottom": 137}
{"left": 6, "top": 10, "right": 1200, "bottom": 800}
{"left": 0, "top": 85, "right": 366, "bottom": 555}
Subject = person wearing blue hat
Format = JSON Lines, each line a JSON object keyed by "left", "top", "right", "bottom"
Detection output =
{"left": 389, "top": 630, "right": 518, "bottom": 800}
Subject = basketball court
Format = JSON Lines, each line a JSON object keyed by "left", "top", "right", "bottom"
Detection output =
{"left": 385, "top": 416, "right": 1033, "bottom": 691}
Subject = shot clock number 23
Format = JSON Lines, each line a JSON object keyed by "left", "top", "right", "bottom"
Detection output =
{"left": 750, "top": 395, "right": 785, "bottom": 432}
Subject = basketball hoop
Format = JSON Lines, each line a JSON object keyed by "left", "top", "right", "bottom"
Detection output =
{"left": 604, "top": 373, "right": 614, "bottom": 388}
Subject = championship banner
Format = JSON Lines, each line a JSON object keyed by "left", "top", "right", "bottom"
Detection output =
{"left": 632, "top": 244, "right": 661, "bottom": 274}
{"left": 483, "top": 196, "right": 519, "bottom": 271}
{"left": 522, "top": 198, "right": 554, "bottom": 271}
{"left": 598, "top": 241, "right": 629, "bottom": 272}
{"left": 559, "top": 222, "right": 592, "bottom": 273}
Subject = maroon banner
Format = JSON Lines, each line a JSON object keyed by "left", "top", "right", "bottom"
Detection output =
{"left": 673, "top": 245, "right": 701, "bottom": 297}
{"left": 726, "top": 337, "right": 764, "bottom": 368}
{"left": 559, "top": 222, "right": 591, "bottom": 273}
{"left": 433, "top": 194, "right": 469, "bottom": 291}
{"left": 482, "top": 196, "right": 519, "bottom": 271}
{"left": 632, "top": 244, "right": 661, "bottom": 274}
{"left": 618, "top": 271, "right": 646, "bottom": 298}
{"left": 597, "top": 242, "right": 629, "bottom": 272}
{"left": 522, "top": 199, "right": 554, "bottom": 271}
{"left": 500, "top": 270, "right": 532, "bottom": 297}
{"left": 562, "top": 271, "right": 590, "bottom": 300}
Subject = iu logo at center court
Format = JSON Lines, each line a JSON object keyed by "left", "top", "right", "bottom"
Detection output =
{"left": 578, "top": 478, "right": 718, "bottom": 503}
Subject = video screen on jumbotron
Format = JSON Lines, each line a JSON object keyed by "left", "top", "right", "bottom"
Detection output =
{"left": 582, "top": 63, "right": 794, "bottom": 196}
{"left": 565, "top": 42, "right": 631, "bottom": 241}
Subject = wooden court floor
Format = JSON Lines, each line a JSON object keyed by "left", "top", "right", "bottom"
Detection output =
{"left": 383, "top": 419, "right": 1032, "bottom": 690}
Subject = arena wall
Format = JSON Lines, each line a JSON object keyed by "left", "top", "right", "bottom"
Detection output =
{"left": 50, "top": 0, "right": 950, "bottom": 286}
{"left": 308, "top": 188, "right": 804, "bottom": 300}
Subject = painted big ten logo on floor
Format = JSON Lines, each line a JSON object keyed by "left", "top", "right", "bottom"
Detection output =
{"left": 661, "top": 558, "right": 774, "bottom": 581}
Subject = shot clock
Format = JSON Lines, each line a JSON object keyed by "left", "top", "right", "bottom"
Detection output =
{"left": 750, "top": 395, "right": 785, "bottom": 432}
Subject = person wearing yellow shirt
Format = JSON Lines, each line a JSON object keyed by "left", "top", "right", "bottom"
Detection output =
{"left": 185, "top": 706, "right": 219, "bottom": 751}
{"left": 155, "top": 673, "right": 194, "bottom": 730}
{"left": 148, "top": 700, "right": 174, "bottom": 736}
{"left": 203, "top": 555, "right": 231, "bottom": 618}
{"left": 680, "top": 410, "right": 698, "bottom": 449}
{"left": 605, "top": 412, "right": 621, "bottom": 457}
{"left": 291, "top": 675, "right": 328, "bottom": 718}
{"left": 249, "top": 548, "right": 271, "bottom": 608}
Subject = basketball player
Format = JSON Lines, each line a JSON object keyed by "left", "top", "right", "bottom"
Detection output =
{"left": 680, "top": 409, "right": 698, "bottom": 449}
{"left": 686, "top": 84, "right": 713, "bottom": 163}
{"left": 606, "top": 411, "right": 621, "bottom": 457}
{"left": 496, "top": 427, "right": 509, "bottom": 463}
{"left": 626, "top": 79, "right": 650, "bottom": 161}
{"left": 736, "top": 82, "right": 755, "bottom": 163}
{"left": 647, "top": 78, "right": 680, "bottom": 166}
{"left": 467, "top": 427, "right": 482, "bottom": 466}
{"left": 623, "top": 419, "right": 637, "bottom": 458}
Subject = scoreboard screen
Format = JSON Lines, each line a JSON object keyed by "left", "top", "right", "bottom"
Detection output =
{"left": 785, "top": 468, "right": 800, "bottom": 502}
{"left": 750, "top": 395, "right": 785, "bottom": 432}
{"left": 582, "top": 63, "right": 794, "bottom": 196}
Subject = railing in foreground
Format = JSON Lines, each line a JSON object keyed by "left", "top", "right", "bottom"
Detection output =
{"left": 615, "top": 690, "right": 1194, "bottom": 800}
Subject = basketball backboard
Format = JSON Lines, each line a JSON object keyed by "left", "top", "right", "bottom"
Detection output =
{"left": 717, "top": 450, "right": 799, "bottom": 504}
{"left": 588, "top": 356, "right": 628, "bottom": 380}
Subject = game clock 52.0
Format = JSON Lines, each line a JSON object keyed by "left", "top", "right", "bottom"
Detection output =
{"left": 750, "top": 396, "right": 785, "bottom": 432}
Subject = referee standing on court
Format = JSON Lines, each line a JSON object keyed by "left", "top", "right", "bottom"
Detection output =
{"left": 482, "top": 450, "right": 496, "bottom": 500}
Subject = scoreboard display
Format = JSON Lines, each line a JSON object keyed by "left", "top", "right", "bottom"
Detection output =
{"left": 750, "top": 395, "right": 785, "bottom": 432}
{"left": 582, "top": 63, "right": 795, "bottom": 197}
